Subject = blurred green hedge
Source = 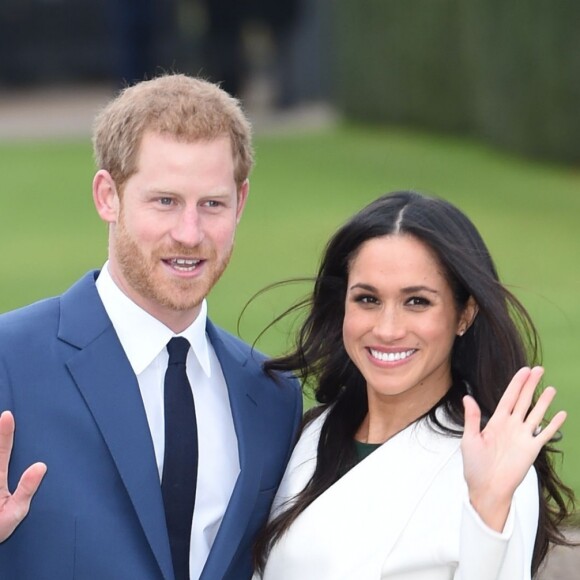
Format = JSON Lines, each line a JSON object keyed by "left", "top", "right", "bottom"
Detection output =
{"left": 333, "top": 0, "right": 580, "bottom": 163}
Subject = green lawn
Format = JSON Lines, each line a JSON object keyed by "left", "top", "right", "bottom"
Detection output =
{"left": 1, "top": 124, "right": 579, "bottom": 500}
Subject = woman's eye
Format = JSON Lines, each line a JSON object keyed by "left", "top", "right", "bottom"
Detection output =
{"left": 407, "top": 296, "right": 430, "bottom": 307}
{"left": 354, "top": 294, "right": 378, "bottom": 305}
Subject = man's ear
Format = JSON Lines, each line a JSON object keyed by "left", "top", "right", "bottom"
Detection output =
{"left": 93, "top": 170, "right": 120, "bottom": 224}
{"left": 235, "top": 179, "right": 249, "bottom": 224}
{"left": 457, "top": 296, "right": 479, "bottom": 336}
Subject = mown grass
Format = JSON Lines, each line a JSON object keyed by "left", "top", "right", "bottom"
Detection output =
{"left": 1, "top": 123, "right": 578, "bottom": 499}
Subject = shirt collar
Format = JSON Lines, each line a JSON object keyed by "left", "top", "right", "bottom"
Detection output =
{"left": 95, "top": 262, "right": 212, "bottom": 377}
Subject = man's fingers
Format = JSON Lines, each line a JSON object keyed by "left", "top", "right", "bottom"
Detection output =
{"left": 0, "top": 411, "right": 15, "bottom": 451}
{"left": 0, "top": 411, "right": 16, "bottom": 494}
{"left": 0, "top": 411, "right": 15, "bottom": 436}
{"left": 2, "top": 462, "right": 48, "bottom": 533}
{"left": 12, "top": 463, "right": 47, "bottom": 507}
{"left": 0, "top": 462, "right": 47, "bottom": 543}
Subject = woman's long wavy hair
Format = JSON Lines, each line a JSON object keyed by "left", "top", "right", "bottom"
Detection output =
{"left": 254, "top": 191, "right": 574, "bottom": 576}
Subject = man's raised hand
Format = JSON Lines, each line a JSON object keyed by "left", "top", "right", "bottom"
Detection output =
{"left": 0, "top": 411, "right": 47, "bottom": 542}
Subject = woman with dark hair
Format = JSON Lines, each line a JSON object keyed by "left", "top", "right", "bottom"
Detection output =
{"left": 253, "top": 191, "right": 574, "bottom": 579}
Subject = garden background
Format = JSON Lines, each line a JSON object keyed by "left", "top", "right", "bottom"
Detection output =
{"left": 1, "top": 119, "right": 578, "bottom": 498}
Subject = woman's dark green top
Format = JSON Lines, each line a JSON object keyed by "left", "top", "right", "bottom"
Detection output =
{"left": 354, "top": 440, "right": 382, "bottom": 462}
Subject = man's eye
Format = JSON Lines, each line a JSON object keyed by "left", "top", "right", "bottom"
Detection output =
{"left": 159, "top": 197, "right": 174, "bottom": 206}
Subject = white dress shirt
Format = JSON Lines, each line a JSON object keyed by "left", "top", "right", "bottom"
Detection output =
{"left": 96, "top": 263, "right": 240, "bottom": 580}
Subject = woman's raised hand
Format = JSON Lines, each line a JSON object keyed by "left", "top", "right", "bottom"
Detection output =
{"left": 461, "top": 367, "right": 566, "bottom": 532}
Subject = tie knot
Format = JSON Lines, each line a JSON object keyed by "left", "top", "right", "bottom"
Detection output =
{"left": 167, "top": 337, "right": 190, "bottom": 366}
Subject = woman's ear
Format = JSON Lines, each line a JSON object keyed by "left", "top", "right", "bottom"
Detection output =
{"left": 93, "top": 170, "right": 120, "bottom": 224}
{"left": 457, "top": 297, "right": 479, "bottom": 336}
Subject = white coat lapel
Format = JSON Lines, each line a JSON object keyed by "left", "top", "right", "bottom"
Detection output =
{"left": 264, "top": 415, "right": 461, "bottom": 580}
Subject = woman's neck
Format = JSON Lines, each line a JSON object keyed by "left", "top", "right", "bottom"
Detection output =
{"left": 357, "top": 386, "right": 449, "bottom": 444}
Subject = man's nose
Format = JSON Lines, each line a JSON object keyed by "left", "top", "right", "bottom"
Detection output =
{"left": 170, "top": 207, "right": 204, "bottom": 247}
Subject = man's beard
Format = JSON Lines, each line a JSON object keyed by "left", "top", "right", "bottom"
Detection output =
{"left": 113, "top": 217, "right": 233, "bottom": 314}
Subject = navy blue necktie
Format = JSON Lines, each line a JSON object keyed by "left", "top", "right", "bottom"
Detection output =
{"left": 162, "top": 337, "right": 198, "bottom": 580}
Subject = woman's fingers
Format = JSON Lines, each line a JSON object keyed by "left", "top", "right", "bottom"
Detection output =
{"left": 468, "top": 373, "right": 566, "bottom": 450}
{"left": 533, "top": 408, "right": 567, "bottom": 446}
{"left": 462, "top": 395, "right": 482, "bottom": 439}
{"left": 492, "top": 367, "right": 532, "bottom": 418}
{"left": 512, "top": 366, "right": 545, "bottom": 420}
{"left": 524, "top": 385, "right": 557, "bottom": 434}
{"left": 464, "top": 369, "right": 565, "bottom": 449}
{"left": 491, "top": 366, "right": 548, "bottom": 426}
{"left": 521, "top": 385, "right": 567, "bottom": 447}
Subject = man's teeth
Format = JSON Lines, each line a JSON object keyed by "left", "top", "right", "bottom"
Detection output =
{"left": 171, "top": 258, "right": 200, "bottom": 271}
{"left": 369, "top": 349, "right": 415, "bottom": 362}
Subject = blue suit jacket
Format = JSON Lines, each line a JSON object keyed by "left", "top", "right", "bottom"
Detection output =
{"left": 0, "top": 271, "right": 302, "bottom": 579}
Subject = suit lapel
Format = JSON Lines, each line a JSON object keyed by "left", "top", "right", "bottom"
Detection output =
{"left": 200, "top": 322, "right": 264, "bottom": 580}
{"left": 59, "top": 273, "right": 174, "bottom": 580}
